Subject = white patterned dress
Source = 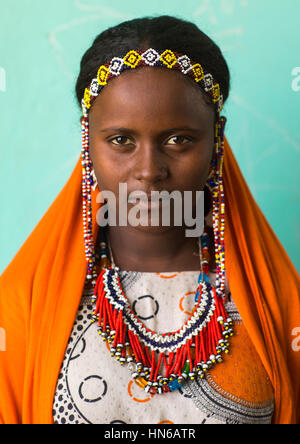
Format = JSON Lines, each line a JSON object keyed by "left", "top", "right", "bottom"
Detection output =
{"left": 53, "top": 270, "right": 274, "bottom": 424}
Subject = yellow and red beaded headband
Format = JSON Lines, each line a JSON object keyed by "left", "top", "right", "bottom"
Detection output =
{"left": 81, "top": 48, "right": 224, "bottom": 117}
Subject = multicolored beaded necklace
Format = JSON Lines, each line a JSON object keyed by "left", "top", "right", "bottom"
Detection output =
{"left": 90, "top": 226, "right": 233, "bottom": 396}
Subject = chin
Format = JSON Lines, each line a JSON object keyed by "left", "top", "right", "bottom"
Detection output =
{"left": 128, "top": 222, "right": 194, "bottom": 237}
{"left": 132, "top": 224, "right": 174, "bottom": 232}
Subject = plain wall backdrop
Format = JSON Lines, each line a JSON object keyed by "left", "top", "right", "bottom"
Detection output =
{"left": 0, "top": 0, "right": 299, "bottom": 273}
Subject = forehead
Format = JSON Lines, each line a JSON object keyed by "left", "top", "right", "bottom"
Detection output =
{"left": 89, "top": 67, "right": 214, "bottom": 128}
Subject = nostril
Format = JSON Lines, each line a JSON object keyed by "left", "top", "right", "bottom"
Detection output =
{"left": 133, "top": 152, "right": 169, "bottom": 183}
{"left": 135, "top": 165, "right": 168, "bottom": 184}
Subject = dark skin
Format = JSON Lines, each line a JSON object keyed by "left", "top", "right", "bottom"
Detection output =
{"left": 88, "top": 67, "right": 216, "bottom": 272}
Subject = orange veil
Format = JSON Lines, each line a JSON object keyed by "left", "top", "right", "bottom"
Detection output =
{"left": 0, "top": 138, "right": 299, "bottom": 424}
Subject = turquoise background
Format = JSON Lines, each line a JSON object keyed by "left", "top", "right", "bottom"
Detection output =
{"left": 0, "top": 0, "right": 299, "bottom": 273}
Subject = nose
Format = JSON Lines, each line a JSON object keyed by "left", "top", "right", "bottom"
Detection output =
{"left": 133, "top": 143, "right": 168, "bottom": 185}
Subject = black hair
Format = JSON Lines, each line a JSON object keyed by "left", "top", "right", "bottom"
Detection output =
{"left": 75, "top": 15, "right": 230, "bottom": 108}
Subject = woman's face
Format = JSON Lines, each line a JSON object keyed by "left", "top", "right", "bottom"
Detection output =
{"left": 88, "top": 67, "right": 215, "bottom": 231}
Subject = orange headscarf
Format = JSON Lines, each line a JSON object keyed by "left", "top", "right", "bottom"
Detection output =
{"left": 0, "top": 138, "right": 299, "bottom": 424}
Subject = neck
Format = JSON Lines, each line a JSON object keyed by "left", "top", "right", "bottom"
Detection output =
{"left": 105, "top": 213, "right": 215, "bottom": 273}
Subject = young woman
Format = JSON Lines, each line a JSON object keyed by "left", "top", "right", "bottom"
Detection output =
{"left": 0, "top": 16, "right": 299, "bottom": 425}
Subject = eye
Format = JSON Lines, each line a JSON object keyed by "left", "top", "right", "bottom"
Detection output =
{"left": 166, "top": 135, "right": 192, "bottom": 145}
{"left": 110, "top": 136, "right": 133, "bottom": 146}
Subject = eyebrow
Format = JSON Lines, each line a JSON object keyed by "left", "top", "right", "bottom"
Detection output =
{"left": 98, "top": 126, "right": 202, "bottom": 135}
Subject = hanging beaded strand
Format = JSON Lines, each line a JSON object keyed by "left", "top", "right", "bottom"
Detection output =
{"left": 81, "top": 117, "right": 97, "bottom": 284}
{"left": 210, "top": 116, "right": 226, "bottom": 298}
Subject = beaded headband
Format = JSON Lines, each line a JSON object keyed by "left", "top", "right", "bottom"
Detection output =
{"left": 80, "top": 48, "right": 226, "bottom": 302}
{"left": 81, "top": 48, "right": 224, "bottom": 117}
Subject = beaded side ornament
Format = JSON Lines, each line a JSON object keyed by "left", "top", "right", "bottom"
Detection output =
{"left": 80, "top": 48, "right": 230, "bottom": 394}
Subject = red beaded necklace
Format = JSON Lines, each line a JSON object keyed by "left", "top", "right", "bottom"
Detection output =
{"left": 90, "top": 227, "right": 233, "bottom": 395}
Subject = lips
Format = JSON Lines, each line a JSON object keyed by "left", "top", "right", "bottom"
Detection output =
{"left": 127, "top": 190, "right": 172, "bottom": 201}
{"left": 127, "top": 190, "right": 172, "bottom": 212}
{"left": 128, "top": 192, "right": 171, "bottom": 206}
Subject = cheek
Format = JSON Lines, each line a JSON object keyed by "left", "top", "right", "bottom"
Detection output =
{"left": 175, "top": 127, "right": 215, "bottom": 191}
{"left": 88, "top": 139, "right": 127, "bottom": 191}
{"left": 173, "top": 149, "right": 213, "bottom": 192}
{"left": 89, "top": 157, "right": 115, "bottom": 193}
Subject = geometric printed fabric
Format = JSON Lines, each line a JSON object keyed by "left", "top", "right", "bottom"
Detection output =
{"left": 53, "top": 270, "right": 274, "bottom": 424}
